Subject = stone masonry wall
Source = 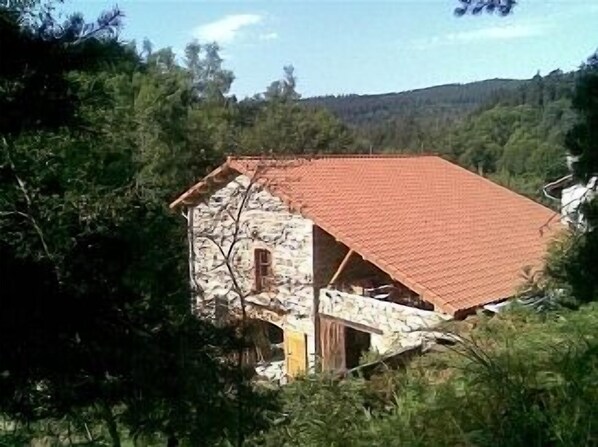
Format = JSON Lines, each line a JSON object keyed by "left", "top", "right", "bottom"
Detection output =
{"left": 190, "top": 175, "right": 316, "bottom": 363}
{"left": 320, "top": 288, "right": 450, "bottom": 353}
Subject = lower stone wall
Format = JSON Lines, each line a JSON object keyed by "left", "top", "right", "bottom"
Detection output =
{"left": 319, "top": 288, "right": 451, "bottom": 352}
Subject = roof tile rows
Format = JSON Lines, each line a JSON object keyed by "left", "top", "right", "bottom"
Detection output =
{"left": 174, "top": 155, "right": 563, "bottom": 315}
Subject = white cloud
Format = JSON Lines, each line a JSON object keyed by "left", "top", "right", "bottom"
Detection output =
{"left": 193, "top": 14, "right": 263, "bottom": 43}
{"left": 446, "top": 23, "right": 546, "bottom": 42}
{"left": 259, "top": 32, "right": 279, "bottom": 41}
{"left": 412, "top": 22, "right": 548, "bottom": 50}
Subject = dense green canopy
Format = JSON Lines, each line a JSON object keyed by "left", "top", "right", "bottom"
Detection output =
{"left": 0, "top": 2, "right": 352, "bottom": 445}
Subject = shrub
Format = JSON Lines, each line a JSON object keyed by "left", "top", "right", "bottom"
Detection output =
{"left": 251, "top": 306, "right": 598, "bottom": 447}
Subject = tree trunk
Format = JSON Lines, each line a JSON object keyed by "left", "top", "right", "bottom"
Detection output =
{"left": 99, "top": 402, "right": 121, "bottom": 447}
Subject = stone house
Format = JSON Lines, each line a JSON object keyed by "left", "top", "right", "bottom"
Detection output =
{"left": 170, "top": 155, "right": 561, "bottom": 378}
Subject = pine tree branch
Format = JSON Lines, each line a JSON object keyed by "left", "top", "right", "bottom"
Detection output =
{"left": 2, "top": 136, "right": 62, "bottom": 284}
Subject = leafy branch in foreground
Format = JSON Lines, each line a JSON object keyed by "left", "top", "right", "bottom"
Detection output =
{"left": 455, "top": 0, "right": 517, "bottom": 16}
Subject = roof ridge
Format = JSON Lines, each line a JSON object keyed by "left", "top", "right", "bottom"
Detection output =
{"left": 229, "top": 153, "right": 441, "bottom": 160}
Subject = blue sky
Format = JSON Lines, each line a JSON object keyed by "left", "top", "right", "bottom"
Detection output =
{"left": 62, "top": 1, "right": 598, "bottom": 98}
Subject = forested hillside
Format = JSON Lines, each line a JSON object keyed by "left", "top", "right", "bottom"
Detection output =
{"left": 306, "top": 78, "right": 523, "bottom": 126}
{"left": 305, "top": 79, "right": 524, "bottom": 150}
{"left": 307, "top": 70, "right": 578, "bottom": 200}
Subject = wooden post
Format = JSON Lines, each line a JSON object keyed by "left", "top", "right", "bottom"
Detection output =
{"left": 328, "top": 249, "right": 354, "bottom": 286}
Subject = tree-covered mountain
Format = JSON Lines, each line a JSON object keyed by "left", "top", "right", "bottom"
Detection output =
{"left": 305, "top": 78, "right": 525, "bottom": 128}
{"left": 304, "top": 79, "right": 526, "bottom": 150}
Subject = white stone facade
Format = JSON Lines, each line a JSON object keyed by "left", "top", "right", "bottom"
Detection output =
{"left": 189, "top": 175, "right": 317, "bottom": 365}
{"left": 561, "top": 177, "right": 597, "bottom": 230}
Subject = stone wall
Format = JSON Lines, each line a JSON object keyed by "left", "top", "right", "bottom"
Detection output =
{"left": 189, "top": 175, "right": 317, "bottom": 363}
{"left": 319, "top": 288, "right": 450, "bottom": 353}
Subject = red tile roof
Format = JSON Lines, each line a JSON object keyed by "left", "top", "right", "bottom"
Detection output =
{"left": 172, "top": 155, "right": 563, "bottom": 315}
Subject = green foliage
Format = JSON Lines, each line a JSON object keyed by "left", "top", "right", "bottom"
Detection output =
{"left": 454, "top": 0, "right": 517, "bottom": 16}
{"left": 567, "top": 52, "right": 598, "bottom": 182}
{"left": 545, "top": 233, "right": 598, "bottom": 304}
{"left": 436, "top": 100, "right": 572, "bottom": 201}
{"left": 307, "top": 79, "right": 524, "bottom": 129}
{"left": 254, "top": 376, "right": 373, "bottom": 446}
{"left": 0, "top": 0, "right": 131, "bottom": 135}
{"left": 544, "top": 52, "right": 598, "bottom": 306}
{"left": 306, "top": 79, "right": 525, "bottom": 152}
{"left": 184, "top": 41, "right": 234, "bottom": 102}
{"left": 239, "top": 101, "right": 355, "bottom": 155}
{"left": 237, "top": 66, "right": 356, "bottom": 155}
{"left": 253, "top": 306, "right": 598, "bottom": 447}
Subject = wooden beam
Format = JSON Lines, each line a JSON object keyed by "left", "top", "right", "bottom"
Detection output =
{"left": 319, "top": 313, "right": 383, "bottom": 335}
{"left": 328, "top": 249, "right": 354, "bottom": 286}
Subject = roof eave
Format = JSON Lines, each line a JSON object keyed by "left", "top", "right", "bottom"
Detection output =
{"left": 169, "top": 161, "right": 239, "bottom": 210}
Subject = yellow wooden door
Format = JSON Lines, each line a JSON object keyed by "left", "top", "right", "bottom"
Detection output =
{"left": 284, "top": 329, "right": 307, "bottom": 378}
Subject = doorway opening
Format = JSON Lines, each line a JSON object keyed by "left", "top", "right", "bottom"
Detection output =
{"left": 320, "top": 316, "right": 373, "bottom": 371}
{"left": 344, "top": 326, "right": 371, "bottom": 369}
{"left": 248, "top": 319, "right": 284, "bottom": 362}
{"left": 248, "top": 319, "right": 285, "bottom": 381}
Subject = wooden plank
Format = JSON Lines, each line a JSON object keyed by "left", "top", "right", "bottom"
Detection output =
{"left": 284, "top": 329, "right": 307, "bottom": 378}
{"left": 320, "top": 317, "right": 346, "bottom": 372}
{"left": 328, "top": 249, "right": 354, "bottom": 286}
{"left": 319, "top": 313, "right": 383, "bottom": 335}
{"left": 339, "top": 344, "right": 425, "bottom": 380}
{"left": 170, "top": 163, "right": 232, "bottom": 209}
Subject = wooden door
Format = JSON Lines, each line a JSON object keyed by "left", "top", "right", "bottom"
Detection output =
{"left": 284, "top": 329, "right": 307, "bottom": 378}
{"left": 320, "top": 317, "right": 346, "bottom": 372}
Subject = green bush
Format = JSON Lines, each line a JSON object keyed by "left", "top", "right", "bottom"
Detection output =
{"left": 251, "top": 306, "right": 598, "bottom": 447}
{"left": 546, "top": 229, "right": 598, "bottom": 305}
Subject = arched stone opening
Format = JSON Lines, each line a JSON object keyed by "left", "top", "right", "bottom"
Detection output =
{"left": 247, "top": 319, "right": 286, "bottom": 381}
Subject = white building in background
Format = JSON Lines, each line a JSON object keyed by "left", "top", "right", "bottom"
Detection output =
{"left": 543, "top": 155, "right": 597, "bottom": 230}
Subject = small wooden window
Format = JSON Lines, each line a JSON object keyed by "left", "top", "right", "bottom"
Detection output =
{"left": 254, "top": 248, "right": 273, "bottom": 292}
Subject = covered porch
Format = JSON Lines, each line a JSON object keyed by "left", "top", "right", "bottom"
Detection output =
{"left": 314, "top": 227, "right": 449, "bottom": 372}
{"left": 318, "top": 287, "right": 448, "bottom": 371}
